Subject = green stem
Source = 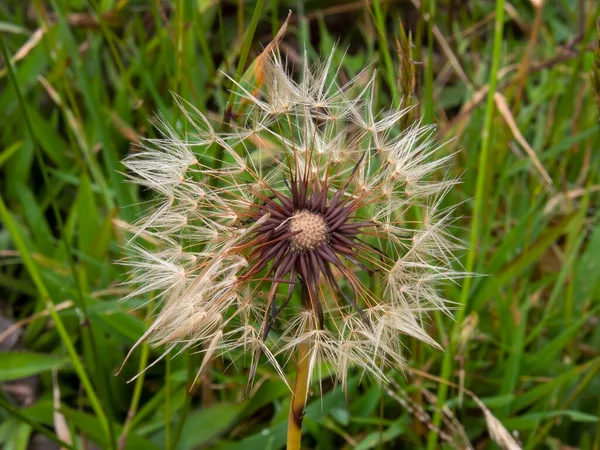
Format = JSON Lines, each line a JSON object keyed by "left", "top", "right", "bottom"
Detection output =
{"left": 286, "top": 339, "right": 310, "bottom": 450}
{"left": 426, "top": 0, "right": 505, "bottom": 448}
{"left": 286, "top": 284, "right": 312, "bottom": 450}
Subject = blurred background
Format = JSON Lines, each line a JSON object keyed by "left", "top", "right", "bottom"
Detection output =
{"left": 1, "top": 1, "right": 599, "bottom": 449}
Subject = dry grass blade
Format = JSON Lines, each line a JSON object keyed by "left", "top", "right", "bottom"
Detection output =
{"left": 419, "top": 387, "right": 473, "bottom": 449}
{"left": 544, "top": 185, "right": 600, "bottom": 214}
{"left": 11, "top": 28, "right": 45, "bottom": 63}
{"left": 384, "top": 384, "right": 468, "bottom": 449}
{"left": 441, "top": 42, "right": 589, "bottom": 138}
{"left": 0, "top": 28, "right": 45, "bottom": 78}
{"left": 227, "top": 10, "right": 292, "bottom": 116}
{"left": 52, "top": 370, "right": 73, "bottom": 449}
{"left": 503, "top": 3, "right": 529, "bottom": 33}
{"left": 0, "top": 301, "right": 73, "bottom": 345}
{"left": 259, "top": 11, "right": 292, "bottom": 62}
{"left": 494, "top": 92, "right": 553, "bottom": 187}
{"left": 471, "top": 396, "right": 522, "bottom": 450}
{"left": 396, "top": 368, "right": 524, "bottom": 450}
{"left": 431, "top": 26, "right": 472, "bottom": 90}
{"left": 409, "top": 0, "right": 472, "bottom": 91}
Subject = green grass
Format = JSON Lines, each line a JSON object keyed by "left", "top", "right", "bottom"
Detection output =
{"left": 1, "top": 1, "right": 599, "bottom": 449}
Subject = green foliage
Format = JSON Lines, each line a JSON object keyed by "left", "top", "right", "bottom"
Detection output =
{"left": 0, "top": 1, "right": 599, "bottom": 449}
{"left": 0, "top": 352, "right": 70, "bottom": 381}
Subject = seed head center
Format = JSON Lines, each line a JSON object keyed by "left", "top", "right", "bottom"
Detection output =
{"left": 289, "top": 211, "right": 328, "bottom": 252}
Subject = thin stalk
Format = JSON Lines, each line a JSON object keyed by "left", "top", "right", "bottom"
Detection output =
{"left": 426, "top": 0, "right": 505, "bottom": 448}
{"left": 287, "top": 342, "right": 309, "bottom": 450}
{"left": 287, "top": 285, "right": 312, "bottom": 450}
{"left": 457, "top": 0, "right": 505, "bottom": 359}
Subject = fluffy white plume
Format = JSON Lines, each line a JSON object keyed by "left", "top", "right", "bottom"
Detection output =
{"left": 122, "top": 48, "right": 466, "bottom": 393}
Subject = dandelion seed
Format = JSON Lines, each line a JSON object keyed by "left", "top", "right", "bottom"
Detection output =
{"left": 121, "top": 46, "right": 465, "bottom": 448}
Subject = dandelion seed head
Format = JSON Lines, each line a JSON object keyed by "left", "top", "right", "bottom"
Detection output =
{"left": 121, "top": 46, "right": 467, "bottom": 393}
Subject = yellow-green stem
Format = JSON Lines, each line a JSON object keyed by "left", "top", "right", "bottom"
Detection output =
{"left": 287, "top": 285, "right": 312, "bottom": 450}
{"left": 287, "top": 340, "right": 310, "bottom": 450}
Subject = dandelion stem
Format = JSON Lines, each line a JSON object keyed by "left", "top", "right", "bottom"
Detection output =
{"left": 287, "top": 284, "right": 311, "bottom": 450}
{"left": 287, "top": 340, "right": 309, "bottom": 449}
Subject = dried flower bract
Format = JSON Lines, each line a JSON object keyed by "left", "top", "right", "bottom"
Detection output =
{"left": 122, "top": 48, "right": 465, "bottom": 393}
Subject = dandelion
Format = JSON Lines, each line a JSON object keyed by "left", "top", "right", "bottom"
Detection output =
{"left": 121, "top": 47, "right": 463, "bottom": 449}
